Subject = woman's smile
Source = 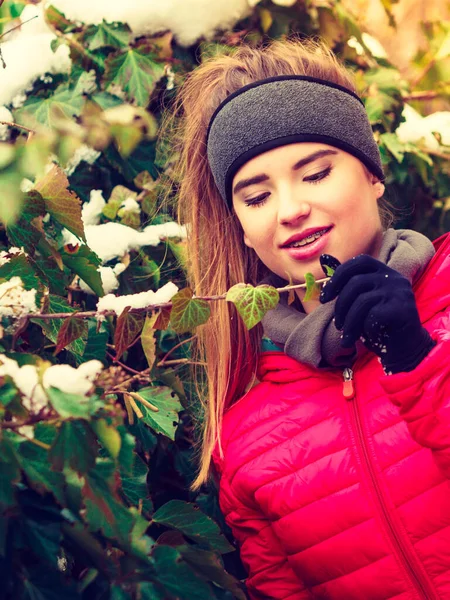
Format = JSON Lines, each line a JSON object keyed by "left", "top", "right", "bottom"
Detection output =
{"left": 231, "top": 141, "right": 385, "bottom": 302}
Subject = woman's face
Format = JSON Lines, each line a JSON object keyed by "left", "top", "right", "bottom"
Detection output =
{"left": 231, "top": 142, "right": 384, "bottom": 305}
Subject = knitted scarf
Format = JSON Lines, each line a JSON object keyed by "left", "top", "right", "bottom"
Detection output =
{"left": 260, "top": 228, "right": 436, "bottom": 369}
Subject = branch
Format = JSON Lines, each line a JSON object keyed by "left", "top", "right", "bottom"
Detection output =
{"left": 22, "top": 277, "right": 331, "bottom": 321}
{"left": 0, "top": 120, "right": 35, "bottom": 134}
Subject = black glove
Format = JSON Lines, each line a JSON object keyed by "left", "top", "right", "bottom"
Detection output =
{"left": 319, "top": 254, "right": 436, "bottom": 374}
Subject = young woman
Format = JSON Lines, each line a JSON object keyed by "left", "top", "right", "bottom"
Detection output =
{"left": 169, "top": 38, "right": 450, "bottom": 599}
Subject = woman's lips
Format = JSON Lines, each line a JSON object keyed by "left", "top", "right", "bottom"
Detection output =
{"left": 282, "top": 227, "right": 332, "bottom": 260}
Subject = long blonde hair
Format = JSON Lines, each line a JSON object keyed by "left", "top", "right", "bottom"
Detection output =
{"left": 162, "top": 37, "right": 393, "bottom": 490}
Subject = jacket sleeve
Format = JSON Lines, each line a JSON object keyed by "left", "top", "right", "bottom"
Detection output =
{"left": 379, "top": 310, "right": 450, "bottom": 478}
{"left": 215, "top": 459, "right": 313, "bottom": 600}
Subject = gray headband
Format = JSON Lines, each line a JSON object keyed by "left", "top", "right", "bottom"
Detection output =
{"left": 206, "top": 76, "right": 384, "bottom": 208}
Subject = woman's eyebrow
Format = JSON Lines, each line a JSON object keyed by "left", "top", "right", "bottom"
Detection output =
{"left": 232, "top": 148, "right": 338, "bottom": 195}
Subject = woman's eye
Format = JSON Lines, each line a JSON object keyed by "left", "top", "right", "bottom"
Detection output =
{"left": 244, "top": 193, "right": 269, "bottom": 207}
{"left": 304, "top": 166, "right": 332, "bottom": 184}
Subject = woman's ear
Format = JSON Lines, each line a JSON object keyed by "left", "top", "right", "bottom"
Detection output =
{"left": 374, "top": 180, "right": 385, "bottom": 199}
{"left": 243, "top": 233, "right": 253, "bottom": 248}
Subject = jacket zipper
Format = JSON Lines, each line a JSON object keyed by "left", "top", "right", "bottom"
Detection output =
{"left": 342, "top": 367, "right": 436, "bottom": 600}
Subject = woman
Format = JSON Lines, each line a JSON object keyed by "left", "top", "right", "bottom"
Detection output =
{"left": 169, "top": 38, "right": 450, "bottom": 599}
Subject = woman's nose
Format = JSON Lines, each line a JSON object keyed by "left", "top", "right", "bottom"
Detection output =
{"left": 277, "top": 192, "right": 311, "bottom": 225}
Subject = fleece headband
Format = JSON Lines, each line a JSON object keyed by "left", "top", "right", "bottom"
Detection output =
{"left": 206, "top": 75, "right": 384, "bottom": 208}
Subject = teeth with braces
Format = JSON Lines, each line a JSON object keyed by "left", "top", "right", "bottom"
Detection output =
{"left": 289, "top": 229, "right": 328, "bottom": 248}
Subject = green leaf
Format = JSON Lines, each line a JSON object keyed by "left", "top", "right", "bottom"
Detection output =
{"left": 226, "top": 283, "right": 279, "bottom": 330}
{"left": 84, "top": 21, "right": 131, "bottom": 51}
{"left": 18, "top": 440, "right": 66, "bottom": 505}
{"left": 380, "top": 132, "right": 406, "bottom": 163}
{"left": 0, "top": 151, "right": 24, "bottom": 226}
{"left": 49, "top": 420, "right": 97, "bottom": 474}
{"left": 35, "top": 165, "right": 86, "bottom": 242}
{"left": 14, "top": 82, "right": 86, "bottom": 128}
{"left": 114, "top": 306, "right": 145, "bottom": 361}
{"left": 120, "top": 453, "right": 153, "bottom": 514}
{"left": 152, "top": 500, "right": 234, "bottom": 554}
{"left": 179, "top": 545, "right": 247, "bottom": 600}
{"left": 5, "top": 190, "right": 47, "bottom": 254}
{"left": 0, "top": 436, "right": 21, "bottom": 510}
{"left": 303, "top": 273, "right": 321, "bottom": 303}
{"left": 323, "top": 264, "right": 335, "bottom": 277}
{"left": 60, "top": 244, "right": 104, "bottom": 298}
{"left": 46, "top": 388, "right": 100, "bottom": 420}
{"left": 31, "top": 295, "right": 87, "bottom": 359}
{"left": 104, "top": 43, "right": 166, "bottom": 107}
{"left": 150, "top": 545, "right": 215, "bottom": 600}
{"left": 169, "top": 288, "right": 210, "bottom": 334}
{"left": 91, "top": 418, "right": 121, "bottom": 459}
{"left": 137, "top": 386, "right": 182, "bottom": 440}
{"left": 0, "top": 253, "right": 41, "bottom": 292}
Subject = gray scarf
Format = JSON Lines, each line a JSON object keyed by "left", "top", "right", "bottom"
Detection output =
{"left": 260, "top": 228, "right": 435, "bottom": 369}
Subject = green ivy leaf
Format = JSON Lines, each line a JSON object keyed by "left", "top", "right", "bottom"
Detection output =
{"left": 179, "top": 545, "right": 247, "bottom": 600}
{"left": 60, "top": 244, "right": 104, "bottom": 298}
{"left": 169, "top": 288, "right": 210, "bottom": 334}
{"left": 91, "top": 418, "right": 121, "bottom": 459}
{"left": 380, "top": 132, "right": 406, "bottom": 163}
{"left": 149, "top": 545, "right": 215, "bottom": 600}
{"left": 31, "top": 295, "right": 88, "bottom": 359}
{"left": 14, "top": 82, "right": 86, "bottom": 129}
{"left": 5, "top": 190, "right": 47, "bottom": 254}
{"left": 120, "top": 453, "right": 153, "bottom": 515}
{"left": 303, "top": 273, "right": 321, "bottom": 303}
{"left": 226, "top": 283, "right": 279, "bottom": 330}
{"left": 0, "top": 436, "right": 22, "bottom": 510}
{"left": 0, "top": 254, "right": 42, "bottom": 292}
{"left": 137, "top": 386, "right": 182, "bottom": 440}
{"left": 84, "top": 21, "right": 131, "bottom": 51}
{"left": 47, "top": 388, "right": 101, "bottom": 420}
{"left": 17, "top": 440, "right": 66, "bottom": 505}
{"left": 104, "top": 43, "right": 166, "bottom": 107}
{"left": 152, "top": 500, "right": 234, "bottom": 554}
{"left": 48, "top": 420, "right": 98, "bottom": 474}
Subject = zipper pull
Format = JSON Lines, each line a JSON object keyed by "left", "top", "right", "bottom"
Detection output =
{"left": 343, "top": 367, "right": 355, "bottom": 400}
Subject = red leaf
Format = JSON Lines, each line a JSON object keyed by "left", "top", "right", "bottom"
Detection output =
{"left": 114, "top": 306, "right": 145, "bottom": 361}
{"left": 54, "top": 314, "right": 88, "bottom": 355}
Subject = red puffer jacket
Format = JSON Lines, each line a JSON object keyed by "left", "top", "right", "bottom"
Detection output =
{"left": 213, "top": 233, "right": 450, "bottom": 600}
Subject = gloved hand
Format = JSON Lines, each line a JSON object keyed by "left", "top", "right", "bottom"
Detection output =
{"left": 319, "top": 254, "right": 436, "bottom": 374}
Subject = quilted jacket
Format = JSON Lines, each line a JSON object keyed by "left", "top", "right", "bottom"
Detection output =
{"left": 213, "top": 232, "right": 450, "bottom": 600}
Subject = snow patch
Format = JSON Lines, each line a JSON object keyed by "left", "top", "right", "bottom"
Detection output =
{"left": 0, "top": 5, "right": 71, "bottom": 107}
{"left": 396, "top": 104, "right": 450, "bottom": 151}
{"left": 96, "top": 280, "right": 179, "bottom": 317}
{"left": 0, "top": 354, "right": 103, "bottom": 413}
{"left": 51, "top": 0, "right": 251, "bottom": 46}
{"left": 61, "top": 220, "right": 187, "bottom": 263}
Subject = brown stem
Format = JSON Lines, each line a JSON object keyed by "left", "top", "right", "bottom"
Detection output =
{"left": 106, "top": 352, "right": 147, "bottom": 377}
{"left": 0, "top": 120, "right": 34, "bottom": 134}
{"left": 23, "top": 277, "right": 330, "bottom": 321}
{"left": 0, "top": 15, "right": 38, "bottom": 40}
{"left": 158, "top": 335, "right": 195, "bottom": 366}
{"left": 401, "top": 90, "right": 441, "bottom": 102}
{"left": 155, "top": 358, "right": 207, "bottom": 367}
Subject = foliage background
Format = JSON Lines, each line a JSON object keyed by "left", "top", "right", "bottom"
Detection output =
{"left": 0, "top": 0, "right": 449, "bottom": 598}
